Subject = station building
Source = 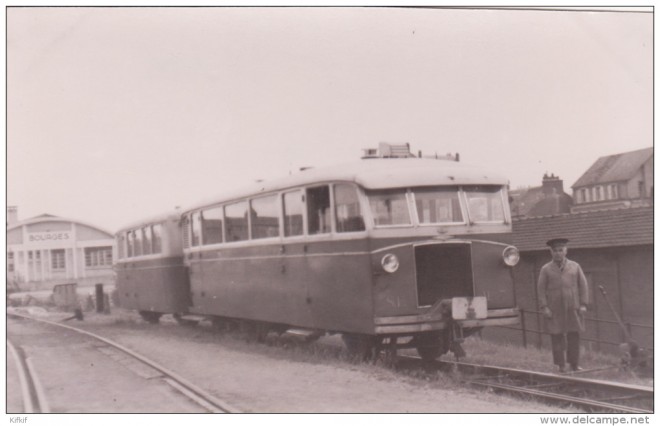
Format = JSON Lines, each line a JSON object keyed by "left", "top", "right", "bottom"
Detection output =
{"left": 7, "top": 207, "right": 116, "bottom": 291}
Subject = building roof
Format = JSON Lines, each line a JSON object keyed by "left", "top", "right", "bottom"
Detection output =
{"left": 512, "top": 206, "right": 652, "bottom": 251}
{"left": 527, "top": 193, "right": 573, "bottom": 217}
{"left": 572, "top": 147, "right": 653, "bottom": 188}
{"left": 7, "top": 214, "right": 114, "bottom": 237}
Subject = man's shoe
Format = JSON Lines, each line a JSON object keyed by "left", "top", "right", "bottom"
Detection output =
{"left": 557, "top": 365, "right": 566, "bottom": 373}
{"left": 571, "top": 365, "right": 583, "bottom": 372}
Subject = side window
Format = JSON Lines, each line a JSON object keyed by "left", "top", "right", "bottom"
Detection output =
{"left": 182, "top": 215, "right": 191, "bottom": 248}
{"left": 202, "top": 207, "right": 224, "bottom": 245}
{"left": 283, "top": 190, "right": 304, "bottom": 237}
{"left": 117, "top": 234, "right": 125, "bottom": 259}
{"left": 225, "top": 201, "right": 249, "bottom": 242}
{"left": 191, "top": 211, "right": 202, "bottom": 246}
{"left": 307, "top": 186, "right": 331, "bottom": 235}
{"left": 133, "top": 229, "right": 143, "bottom": 256}
{"left": 143, "top": 226, "right": 152, "bottom": 255}
{"left": 152, "top": 224, "right": 162, "bottom": 254}
{"left": 127, "top": 231, "right": 134, "bottom": 257}
{"left": 251, "top": 195, "right": 280, "bottom": 239}
{"left": 334, "top": 184, "right": 365, "bottom": 232}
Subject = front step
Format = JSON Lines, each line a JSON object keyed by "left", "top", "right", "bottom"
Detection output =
{"left": 175, "top": 314, "right": 206, "bottom": 322}
{"left": 284, "top": 328, "right": 324, "bottom": 341}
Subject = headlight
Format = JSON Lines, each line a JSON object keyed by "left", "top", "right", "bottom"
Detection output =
{"left": 381, "top": 253, "right": 400, "bottom": 273}
{"left": 502, "top": 246, "right": 520, "bottom": 267}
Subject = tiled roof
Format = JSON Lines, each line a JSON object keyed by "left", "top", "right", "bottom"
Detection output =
{"left": 572, "top": 147, "right": 653, "bottom": 188}
{"left": 513, "top": 206, "right": 653, "bottom": 251}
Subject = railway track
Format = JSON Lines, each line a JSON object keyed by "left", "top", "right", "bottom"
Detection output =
{"left": 399, "top": 356, "right": 652, "bottom": 414}
{"left": 8, "top": 339, "right": 50, "bottom": 413}
{"left": 8, "top": 312, "right": 239, "bottom": 413}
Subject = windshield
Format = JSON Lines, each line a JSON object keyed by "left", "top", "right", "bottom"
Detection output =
{"left": 367, "top": 185, "right": 506, "bottom": 227}
{"left": 367, "top": 189, "right": 411, "bottom": 226}
{"left": 413, "top": 187, "right": 463, "bottom": 224}
{"left": 464, "top": 186, "right": 505, "bottom": 222}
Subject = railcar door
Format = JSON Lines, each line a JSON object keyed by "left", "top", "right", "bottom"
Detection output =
{"left": 303, "top": 184, "right": 374, "bottom": 334}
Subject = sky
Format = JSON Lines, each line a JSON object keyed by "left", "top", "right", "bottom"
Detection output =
{"left": 7, "top": 7, "right": 653, "bottom": 232}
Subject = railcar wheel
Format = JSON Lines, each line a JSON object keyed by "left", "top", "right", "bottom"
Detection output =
{"left": 173, "top": 314, "right": 199, "bottom": 327}
{"left": 139, "top": 311, "right": 162, "bottom": 324}
{"left": 342, "top": 333, "right": 377, "bottom": 361}
{"left": 239, "top": 320, "right": 270, "bottom": 343}
{"left": 414, "top": 331, "right": 449, "bottom": 362}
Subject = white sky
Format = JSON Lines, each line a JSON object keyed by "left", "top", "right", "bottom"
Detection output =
{"left": 7, "top": 7, "right": 652, "bottom": 232}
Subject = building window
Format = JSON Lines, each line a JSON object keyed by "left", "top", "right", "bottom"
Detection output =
{"left": 584, "top": 188, "right": 591, "bottom": 203}
{"left": 575, "top": 190, "right": 583, "bottom": 204}
{"left": 85, "top": 247, "right": 113, "bottom": 267}
{"left": 7, "top": 252, "right": 14, "bottom": 272}
{"left": 52, "top": 249, "right": 66, "bottom": 270}
{"left": 610, "top": 184, "right": 618, "bottom": 200}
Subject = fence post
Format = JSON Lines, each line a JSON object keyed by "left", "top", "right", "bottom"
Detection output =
{"left": 95, "top": 283, "right": 104, "bottom": 313}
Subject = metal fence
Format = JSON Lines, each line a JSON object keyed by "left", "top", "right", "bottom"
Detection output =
{"left": 498, "top": 309, "right": 653, "bottom": 353}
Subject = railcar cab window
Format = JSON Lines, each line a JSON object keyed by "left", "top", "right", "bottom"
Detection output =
{"left": 464, "top": 186, "right": 505, "bottom": 223}
{"left": 334, "top": 184, "right": 365, "bottom": 232}
{"left": 225, "top": 201, "right": 249, "bottom": 242}
{"left": 202, "top": 207, "right": 223, "bottom": 245}
{"left": 251, "top": 194, "right": 280, "bottom": 239}
{"left": 283, "top": 190, "right": 304, "bottom": 237}
{"left": 368, "top": 189, "right": 411, "bottom": 226}
{"left": 413, "top": 187, "right": 463, "bottom": 224}
{"left": 307, "top": 186, "right": 331, "bottom": 234}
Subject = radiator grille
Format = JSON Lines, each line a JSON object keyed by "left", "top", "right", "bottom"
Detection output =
{"left": 415, "top": 243, "right": 474, "bottom": 306}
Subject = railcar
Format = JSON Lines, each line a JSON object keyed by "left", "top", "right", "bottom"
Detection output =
{"left": 177, "top": 143, "right": 520, "bottom": 360}
{"left": 114, "top": 211, "right": 191, "bottom": 323}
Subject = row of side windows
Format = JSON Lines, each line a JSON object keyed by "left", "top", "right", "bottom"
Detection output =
{"left": 117, "top": 224, "right": 163, "bottom": 259}
{"left": 183, "top": 183, "right": 365, "bottom": 248}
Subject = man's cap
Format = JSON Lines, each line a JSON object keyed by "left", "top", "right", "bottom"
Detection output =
{"left": 546, "top": 238, "right": 569, "bottom": 247}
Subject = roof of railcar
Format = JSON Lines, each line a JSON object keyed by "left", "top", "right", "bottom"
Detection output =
{"left": 115, "top": 210, "right": 182, "bottom": 234}
{"left": 183, "top": 158, "right": 509, "bottom": 213}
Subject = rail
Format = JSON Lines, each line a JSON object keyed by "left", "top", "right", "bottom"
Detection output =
{"left": 8, "top": 311, "right": 240, "bottom": 413}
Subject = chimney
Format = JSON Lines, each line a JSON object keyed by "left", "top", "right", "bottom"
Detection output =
{"left": 7, "top": 206, "right": 18, "bottom": 226}
{"left": 542, "top": 173, "right": 564, "bottom": 196}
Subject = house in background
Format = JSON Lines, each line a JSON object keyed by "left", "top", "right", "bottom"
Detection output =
{"left": 509, "top": 173, "right": 573, "bottom": 218}
{"left": 7, "top": 207, "right": 115, "bottom": 292}
{"left": 571, "top": 147, "right": 653, "bottom": 213}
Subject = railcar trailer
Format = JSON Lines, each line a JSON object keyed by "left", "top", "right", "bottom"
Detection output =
{"left": 114, "top": 211, "right": 191, "bottom": 323}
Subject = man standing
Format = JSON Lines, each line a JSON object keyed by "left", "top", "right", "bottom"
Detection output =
{"left": 537, "top": 238, "right": 589, "bottom": 373}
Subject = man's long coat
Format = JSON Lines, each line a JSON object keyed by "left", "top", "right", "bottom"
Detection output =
{"left": 537, "top": 259, "right": 589, "bottom": 334}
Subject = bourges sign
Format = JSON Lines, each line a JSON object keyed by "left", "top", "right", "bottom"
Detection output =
{"left": 28, "top": 231, "right": 72, "bottom": 244}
